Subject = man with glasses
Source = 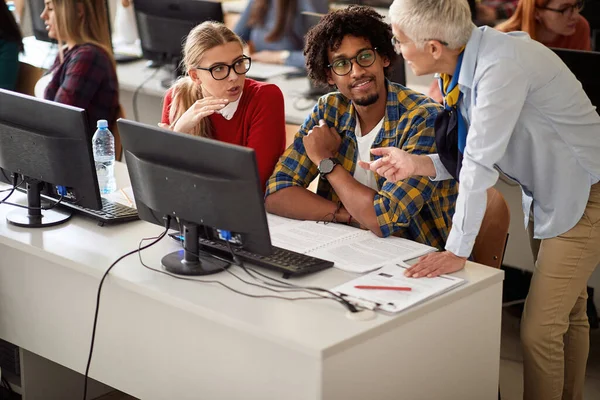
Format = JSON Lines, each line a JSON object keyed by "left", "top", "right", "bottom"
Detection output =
{"left": 366, "top": 1, "right": 600, "bottom": 398}
{"left": 265, "top": 6, "right": 457, "bottom": 249}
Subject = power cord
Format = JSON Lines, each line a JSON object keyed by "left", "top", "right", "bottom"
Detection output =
{"left": 224, "top": 242, "right": 358, "bottom": 313}
{"left": 132, "top": 67, "right": 161, "bottom": 122}
{"left": 0, "top": 174, "right": 19, "bottom": 205}
{"left": 137, "top": 240, "right": 329, "bottom": 303}
{"left": 1, "top": 195, "right": 64, "bottom": 210}
{"left": 82, "top": 216, "right": 171, "bottom": 400}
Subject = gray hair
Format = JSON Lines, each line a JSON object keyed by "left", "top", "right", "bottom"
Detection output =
{"left": 389, "top": 0, "right": 475, "bottom": 50}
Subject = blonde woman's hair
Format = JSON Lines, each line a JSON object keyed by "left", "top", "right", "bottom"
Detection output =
{"left": 389, "top": 0, "right": 474, "bottom": 50}
{"left": 52, "top": 0, "right": 114, "bottom": 65}
{"left": 168, "top": 21, "right": 244, "bottom": 138}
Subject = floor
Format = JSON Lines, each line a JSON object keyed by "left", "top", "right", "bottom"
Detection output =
{"left": 93, "top": 305, "right": 600, "bottom": 400}
{"left": 499, "top": 305, "right": 600, "bottom": 400}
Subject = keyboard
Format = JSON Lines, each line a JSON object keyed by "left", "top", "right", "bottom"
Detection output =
{"left": 170, "top": 234, "right": 334, "bottom": 278}
{"left": 59, "top": 197, "right": 139, "bottom": 225}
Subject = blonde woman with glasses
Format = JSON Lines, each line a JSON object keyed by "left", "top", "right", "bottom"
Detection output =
{"left": 160, "top": 22, "right": 286, "bottom": 192}
{"left": 361, "top": 1, "right": 600, "bottom": 398}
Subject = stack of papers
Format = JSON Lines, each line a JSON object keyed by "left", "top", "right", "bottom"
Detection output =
{"left": 332, "top": 262, "right": 466, "bottom": 313}
{"left": 267, "top": 214, "right": 436, "bottom": 273}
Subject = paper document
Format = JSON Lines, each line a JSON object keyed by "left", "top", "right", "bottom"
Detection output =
{"left": 266, "top": 214, "right": 436, "bottom": 273}
{"left": 332, "top": 262, "right": 466, "bottom": 313}
{"left": 102, "top": 186, "right": 136, "bottom": 208}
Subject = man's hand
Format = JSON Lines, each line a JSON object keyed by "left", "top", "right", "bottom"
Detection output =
{"left": 303, "top": 119, "right": 342, "bottom": 165}
{"left": 404, "top": 251, "right": 467, "bottom": 278}
{"left": 358, "top": 147, "right": 419, "bottom": 182}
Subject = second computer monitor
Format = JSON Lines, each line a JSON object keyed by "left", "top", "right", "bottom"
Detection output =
{"left": 118, "top": 119, "right": 271, "bottom": 276}
{"left": 134, "top": 0, "right": 223, "bottom": 70}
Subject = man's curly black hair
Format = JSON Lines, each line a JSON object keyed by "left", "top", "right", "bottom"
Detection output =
{"left": 304, "top": 6, "right": 397, "bottom": 86}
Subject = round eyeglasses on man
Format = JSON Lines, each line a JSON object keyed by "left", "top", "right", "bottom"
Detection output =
{"left": 195, "top": 56, "right": 252, "bottom": 80}
{"left": 328, "top": 48, "right": 378, "bottom": 76}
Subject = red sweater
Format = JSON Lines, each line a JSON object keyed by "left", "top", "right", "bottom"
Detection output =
{"left": 162, "top": 79, "right": 286, "bottom": 192}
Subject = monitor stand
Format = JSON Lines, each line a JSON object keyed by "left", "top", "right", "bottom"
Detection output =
{"left": 162, "top": 223, "right": 230, "bottom": 275}
{"left": 6, "top": 179, "right": 72, "bottom": 228}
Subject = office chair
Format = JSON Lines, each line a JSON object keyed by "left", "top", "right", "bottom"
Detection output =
{"left": 472, "top": 187, "right": 510, "bottom": 269}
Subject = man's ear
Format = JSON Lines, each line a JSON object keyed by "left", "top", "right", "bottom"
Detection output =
{"left": 382, "top": 55, "right": 391, "bottom": 68}
{"left": 326, "top": 70, "right": 335, "bottom": 86}
{"left": 188, "top": 69, "right": 202, "bottom": 85}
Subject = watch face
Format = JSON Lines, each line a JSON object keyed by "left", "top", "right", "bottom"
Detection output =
{"left": 319, "top": 158, "right": 334, "bottom": 174}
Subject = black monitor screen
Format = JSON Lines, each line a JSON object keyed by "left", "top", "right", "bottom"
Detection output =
{"left": 551, "top": 48, "right": 600, "bottom": 114}
{"left": 0, "top": 89, "right": 102, "bottom": 227}
{"left": 118, "top": 119, "right": 271, "bottom": 276}
{"left": 134, "top": 0, "right": 224, "bottom": 65}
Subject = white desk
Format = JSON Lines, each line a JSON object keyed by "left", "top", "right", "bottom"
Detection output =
{"left": 0, "top": 163, "right": 504, "bottom": 400}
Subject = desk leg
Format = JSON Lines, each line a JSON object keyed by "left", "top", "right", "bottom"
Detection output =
{"left": 20, "top": 349, "right": 115, "bottom": 400}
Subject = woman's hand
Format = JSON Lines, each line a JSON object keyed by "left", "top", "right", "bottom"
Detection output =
{"left": 358, "top": 147, "right": 419, "bottom": 182}
{"left": 172, "top": 97, "right": 229, "bottom": 134}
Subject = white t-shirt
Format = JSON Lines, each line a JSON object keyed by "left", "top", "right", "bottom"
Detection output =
{"left": 353, "top": 117, "right": 384, "bottom": 190}
{"left": 34, "top": 73, "right": 53, "bottom": 99}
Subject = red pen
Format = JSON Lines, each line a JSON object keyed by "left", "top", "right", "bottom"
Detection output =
{"left": 354, "top": 285, "right": 412, "bottom": 291}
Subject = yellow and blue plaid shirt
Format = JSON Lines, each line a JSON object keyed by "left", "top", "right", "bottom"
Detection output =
{"left": 265, "top": 80, "right": 458, "bottom": 249}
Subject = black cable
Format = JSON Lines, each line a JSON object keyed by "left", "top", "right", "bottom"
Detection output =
{"left": 1, "top": 195, "right": 64, "bottom": 210}
{"left": 225, "top": 242, "right": 358, "bottom": 313}
{"left": 137, "top": 239, "right": 329, "bottom": 302}
{"left": 132, "top": 67, "right": 161, "bottom": 122}
{"left": 1, "top": 376, "right": 14, "bottom": 394}
{"left": 0, "top": 174, "right": 19, "bottom": 205}
{"left": 82, "top": 217, "right": 171, "bottom": 400}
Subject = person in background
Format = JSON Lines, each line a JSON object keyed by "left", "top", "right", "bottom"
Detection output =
{"left": 0, "top": 2, "right": 22, "bottom": 90}
{"left": 265, "top": 6, "right": 457, "bottom": 247}
{"left": 36, "top": 0, "right": 120, "bottom": 136}
{"left": 477, "top": 0, "right": 519, "bottom": 25}
{"left": 160, "top": 21, "right": 286, "bottom": 192}
{"left": 496, "top": 0, "right": 590, "bottom": 50}
{"left": 428, "top": 0, "right": 589, "bottom": 103}
{"left": 234, "top": 0, "right": 328, "bottom": 68}
{"left": 368, "top": 0, "right": 600, "bottom": 398}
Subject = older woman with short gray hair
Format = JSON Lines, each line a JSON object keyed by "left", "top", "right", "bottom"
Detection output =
{"left": 359, "top": 0, "right": 600, "bottom": 399}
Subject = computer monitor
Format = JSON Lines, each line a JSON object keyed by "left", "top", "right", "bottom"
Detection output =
{"left": 117, "top": 119, "right": 271, "bottom": 276}
{"left": 0, "top": 89, "right": 101, "bottom": 227}
{"left": 133, "top": 0, "right": 224, "bottom": 87}
{"left": 551, "top": 48, "right": 600, "bottom": 114}
{"left": 27, "top": 0, "right": 54, "bottom": 43}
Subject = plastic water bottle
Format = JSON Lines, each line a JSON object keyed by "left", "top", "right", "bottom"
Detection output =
{"left": 92, "top": 120, "right": 116, "bottom": 194}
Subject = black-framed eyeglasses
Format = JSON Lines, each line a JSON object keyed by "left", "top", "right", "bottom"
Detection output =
{"left": 537, "top": 0, "right": 584, "bottom": 16}
{"left": 195, "top": 56, "right": 251, "bottom": 80}
{"left": 328, "top": 48, "right": 378, "bottom": 76}
{"left": 391, "top": 36, "right": 449, "bottom": 53}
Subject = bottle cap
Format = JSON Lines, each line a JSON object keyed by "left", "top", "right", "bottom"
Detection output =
{"left": 97, "top": 120, "right": 108, "bottom": 129}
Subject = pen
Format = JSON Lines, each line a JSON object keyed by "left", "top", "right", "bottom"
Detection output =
{"left": 354, "top": 285, "right": 412, "bottom": 291}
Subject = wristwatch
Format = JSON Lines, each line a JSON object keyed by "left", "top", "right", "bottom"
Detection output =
{"left": 318, "top": 158, "right": 340, "bottom": 180}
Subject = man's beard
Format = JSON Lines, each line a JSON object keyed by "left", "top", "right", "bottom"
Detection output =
{"left": 354, "top": 93, "right": 379, "bottom": 106}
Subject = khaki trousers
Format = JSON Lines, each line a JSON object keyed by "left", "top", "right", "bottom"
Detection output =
{"left": 523, "top": 183, "right": 600, "bottom": 400}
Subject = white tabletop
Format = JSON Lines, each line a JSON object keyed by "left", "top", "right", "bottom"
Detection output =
{"left": 0, "top": 162, "right": 503, "bottom": 358}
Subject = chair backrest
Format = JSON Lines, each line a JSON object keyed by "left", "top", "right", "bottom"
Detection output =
{"left": 15, "top": 62, "right": 44, "bottom": 97}
{"left": 472, "top": 188, "right": 510, "bottom": 269}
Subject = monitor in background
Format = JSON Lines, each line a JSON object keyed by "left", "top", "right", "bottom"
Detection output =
{"left": 118, "top": 119, "right": 271, "bottom": 276}
{"left": 0, "top": 89, "right": 101, "bottom": 228}
{"left": 551, "top": 48, "right": 600, "bottom": 114}
{"left": 134, "top": 0, "right": 224, "bottom": 88}
{"left": 27, "top": 0, "right": 54, "bottom": 43}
